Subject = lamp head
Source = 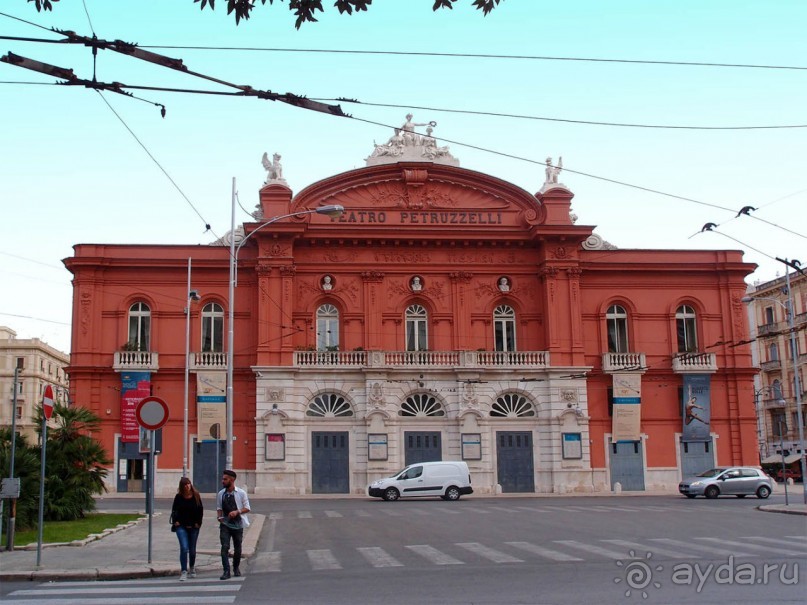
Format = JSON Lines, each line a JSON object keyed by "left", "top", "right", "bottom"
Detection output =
{"left": 316, "top": 204, "right": 344, "bottom": 219}
{"left": 740, "top": 296, "right": 754, "bottom": 304}
{"left": 189, "top": 290, "right": 201, "bottom": 301}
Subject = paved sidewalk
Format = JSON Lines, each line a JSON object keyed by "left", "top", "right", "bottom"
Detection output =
{"left": 0, "top": 507, "right": 264, "bottom": 583}
{"left": 758, "top": 502, "right": 807, "bottom": 515}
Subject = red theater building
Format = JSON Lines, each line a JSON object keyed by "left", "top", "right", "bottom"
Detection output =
{"left": 65, "top": 123, "right": 759, "bottom": 495}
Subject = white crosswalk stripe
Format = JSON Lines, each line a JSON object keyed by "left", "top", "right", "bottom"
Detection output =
{"left": 406, "top": 544, "right": 464, "bottom": 565}
{"left": 358, "top": 546, "right": 404, "bottom": 567}
{"left": 307, "top": 549, "right": 342, "bottom": 570}
{"left": 354, "top": 510, "right": 371, "bottom": 517}
{"left": 456, "top": 542, "right": 524, "bottom": 563}
{"left": 297, "top": 511, "right": 312, "bottom": 518}
{"left": 5, "top": 577, "right": 244, "bottom": 604}
{"left": 464, "top": 506, "right": 493, "bottom": 513}
{"left": 324, "top": 510, "right": 343, "bottom": 518}
{"left": 513, "top": 506, "right": 546, "bottom": 513}
{"left": 696, "top": 537, "right": 807, "bottom": 556}
{"left": 486, "top": 506, "right": 521, "bottom": 513}
{"left": 743, "top": 536, "right": 807, "bottom": 550}
{"left": 253, "top": 550, "right": 282, "bottom": 572}
{"left": 553, "top": 540, "right": 630, "bottom": 560}
{"left": 268, "top": 511, "right": 283, "bottom": 520}
{"left": 434, "top": 507, "right": 462, "bottom": 514}
{"left": 649, "top": 538, "right": 757, "bottom": 558}
{"left": 601, "top": 539, "right": 698, "bottom": 558}
{"left": 785, "top": 534, "right": 807, "bottom": 542}
{"left": 505, "top": 541, "right": 583, "bottom": 562}
{"left": 379, "top": 508, "right": 404, "bottom": 516}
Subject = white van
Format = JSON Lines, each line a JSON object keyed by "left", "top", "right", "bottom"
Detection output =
{"left": 368, "top": 461, "right": 473, "bottom": 501}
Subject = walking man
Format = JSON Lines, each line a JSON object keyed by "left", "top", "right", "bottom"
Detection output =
{"left": 216, "top": 469, "right": 250, "bottom": 580}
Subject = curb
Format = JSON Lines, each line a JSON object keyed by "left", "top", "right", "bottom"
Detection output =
{"left": 757, "top": 505, "right": 807, "bottom": 516}
{"left": 0, "top": 514, "right": 264, "bottom": 583}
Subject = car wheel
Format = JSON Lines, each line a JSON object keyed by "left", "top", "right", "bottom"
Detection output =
{"left": 445, "top": 486, "right": 461, "bottom": 501}
{"left": 383, "top": 487, "right": 400, "bottom": 502}
{"left": 756, "top": 485, "right": 771, "bottom": 499}
{"left": 736, "top": 494, "right": 746, "bottom": 498}
{"left": 685, "top": 494, "right": 696, "bottom": 499}
{"left": 704, "top": 485, "right": 719, "bottom": 499}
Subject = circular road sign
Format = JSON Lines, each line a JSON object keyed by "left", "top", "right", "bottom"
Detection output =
{"left": 135, "top": 396, "right": 169, "bottom": 431}
{"left": 42, "top": 385, "right": 55, "bottom": 420}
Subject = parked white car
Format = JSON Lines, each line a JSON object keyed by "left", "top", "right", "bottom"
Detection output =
{"left": 368, "top": 461, "right": 473, "bottom": 501}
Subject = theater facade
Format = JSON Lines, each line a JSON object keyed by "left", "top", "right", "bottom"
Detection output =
{"left": 65, "top": 123, "right": 759, "bottom": 495}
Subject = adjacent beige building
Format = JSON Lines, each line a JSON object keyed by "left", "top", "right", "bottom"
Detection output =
{"left": 745, "top": 272, "right": 806, "bottom": 463}
{"left": 0, "top": 327, "right": 70, "bottom": 441}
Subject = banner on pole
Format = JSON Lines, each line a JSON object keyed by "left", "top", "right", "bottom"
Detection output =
{"left": 120, "top": 371, "right": 151, "bottom": 443}
{"left": 197, "top": 372, "right": 227, "bottom": 442}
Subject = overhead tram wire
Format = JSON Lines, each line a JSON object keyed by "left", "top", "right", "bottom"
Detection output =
{"left": 315, "top": 98, "right": 807, "bottom": 131}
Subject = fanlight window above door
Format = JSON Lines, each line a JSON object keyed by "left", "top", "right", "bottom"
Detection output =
{"left": 399, "top": 393, "right": 445, "bottom": 417}
{"left": 306, "top": 393, "right": 354, "bottom": 417}
{"left": 491, "top": 393, "right": 535, "bottom": 417}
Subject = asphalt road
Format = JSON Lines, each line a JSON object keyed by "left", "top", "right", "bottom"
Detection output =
{"left": 3, "top": 493, "right": 805, "bottom": 604}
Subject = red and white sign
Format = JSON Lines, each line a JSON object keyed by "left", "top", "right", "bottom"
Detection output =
{"left": 42, "top": 385, "right": 55, "bottom": 420}
{"left": 135, "top": 396, "right": 169, "bottom": 431}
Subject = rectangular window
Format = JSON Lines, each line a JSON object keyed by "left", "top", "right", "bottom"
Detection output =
{"left": 15, "top": 357, "right": 25, "bottom": 370}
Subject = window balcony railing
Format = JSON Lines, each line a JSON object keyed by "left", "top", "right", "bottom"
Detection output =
{"left": 602, "top": 352, "right": 646, "bottom": 373}
{"left": 293, "top": 350, "right": 550, "bottom": 369}
{"left": 113, "top": 350, "right": 159, "bottom": 371}
{"left": 763, "top": 397, "right": 787, "bottom": 409}
{"left": 760, "top": 359, "right": 782, "bottom": 372}
{"left": 671, "top": 352, "right": 718, "bottom": 373}
{"left": 757, "top": 323, "right": 778, "bottom": 337}
{"left": 795, "top": 311, "right": 807, "bottom": 327}
{"left": 190, "top": 351, "right": 228, "bottom": 370}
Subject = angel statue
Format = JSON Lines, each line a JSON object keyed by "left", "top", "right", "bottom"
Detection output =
{"left": 262, "top": 152, "right": 285, "bottom": 183}
{"left": 545, "top": 156, "right": 563, "bottom": 185}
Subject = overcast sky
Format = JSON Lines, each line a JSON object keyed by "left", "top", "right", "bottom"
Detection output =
{"left": 1, "top": 0, "right": 805, "bottom": 353}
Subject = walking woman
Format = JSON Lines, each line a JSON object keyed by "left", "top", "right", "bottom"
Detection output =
{"left": 172, "top": 477, "right": 204, "bottom": 581}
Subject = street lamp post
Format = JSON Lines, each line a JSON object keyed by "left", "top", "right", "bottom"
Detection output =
{"left": 225, "top": 179, "right": 343, "bottom": 470}
{"left": 743, "top": 269, "right": 807, "bottom": 504}
{"left": 182, "top": 257, "right": 201, "bottom": 479}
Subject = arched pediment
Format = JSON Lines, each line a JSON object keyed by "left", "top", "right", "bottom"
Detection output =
{"left": 292, "top": 163, "right": 543, "bottom": 228}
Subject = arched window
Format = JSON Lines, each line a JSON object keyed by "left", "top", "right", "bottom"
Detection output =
{"left": 201, "top": 303, "right": 224, "bottom": 352}
{"left": 675, "top": 305, "right": 698, "bottom": 353}
{"left": 399, "top": 394, "right": 445, "bottom": 417}
{"left": 316, "top": 304, "right": 339, "bottom": 351}
{"left": 127, "top": 302, "right": 151, "bottom": 351}
{"left": 494, "top": 305, "right": 516, "bottom": 352}
{"left": 768, "top": 343, "right": 779, "bottom": 361}
{"left": 606, "top": 304, "right": 629, "bottom": 353}
{"left": 406, "top": 304, "right": 428, "bottom": 351}
{"left": 490, "top": 393, "right": 535, "bottom": 417}
{"left": 306, "top": 393, "right": 353, "bottom": 417}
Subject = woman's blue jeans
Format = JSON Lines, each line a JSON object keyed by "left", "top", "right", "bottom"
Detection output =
{"left": 175, "top": 526, "right": 200, "bottom": 571}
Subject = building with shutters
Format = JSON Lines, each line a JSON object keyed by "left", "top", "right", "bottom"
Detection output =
{"left": 64, "top": 121, "right": 760, "bottom": 495}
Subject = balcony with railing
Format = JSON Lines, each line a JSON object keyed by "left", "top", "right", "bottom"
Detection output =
{"left": 763, "top": 397, "right": 787, "bottom": 410}
{"left": 795, "top": 311, "right": 807, "bottom": 327}
{"left": 760, "top": 359, "right": 782, "bottom": 372}
{"left": 602, "top": 352, "right": 646, "bottom": 373}
{"left": 293, "top": 350, "right": 550, "bottom": 369}
{"left": 113, "top": 350, "right": 159, "bottom": 371}
{"left": 756, "top": 322, "right": 778, "bottom": 337}
{"left": 190, "top": 351, "right": 228, "bottom": 370}
{"left": 672, "top": 352, "right": 718, "bottom": 373}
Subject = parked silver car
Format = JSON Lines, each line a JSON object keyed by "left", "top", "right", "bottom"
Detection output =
{"left": 678, "top": 466, "right": 773, "bottom": 499}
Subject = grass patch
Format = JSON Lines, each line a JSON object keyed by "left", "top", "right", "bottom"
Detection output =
{"left": 12, "top": 513, "right": 142, "bottom": 547}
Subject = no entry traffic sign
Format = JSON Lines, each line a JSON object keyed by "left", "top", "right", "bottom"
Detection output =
{"left": 42, "top": 385, "right": 55, "bottom": 420}
{"left": 135, "top": 396, "right": 169, "bottom": 431}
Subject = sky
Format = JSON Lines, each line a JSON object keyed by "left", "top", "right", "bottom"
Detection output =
{"left": 1, "top": 0, "right": 805, "bottom": 353}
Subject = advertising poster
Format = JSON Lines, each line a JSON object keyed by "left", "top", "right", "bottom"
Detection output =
{"left": 197, "top": 372, "right": 227, "bottom": 442}
{"left": 120, "top": 371, "right": 151, "bottom": 443}
{"left": 682, "top": 374, "right": 711, "bottom": 442}
{"left": 612, "top": 373, "right": 642, "bottom": 442}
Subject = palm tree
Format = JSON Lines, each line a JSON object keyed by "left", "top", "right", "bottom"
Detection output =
{"left": 0, "top": 428, "right": 41, "bottom": 531}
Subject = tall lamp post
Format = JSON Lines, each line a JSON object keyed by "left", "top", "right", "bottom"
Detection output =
{"left": 182, "top": 257, "right": 201, "bottom": 479}
{"left": 743, "top": 270, "right": 806, "bottom": 504}
{"left": 225, "top": 182, "right": 343, "bottom": 470}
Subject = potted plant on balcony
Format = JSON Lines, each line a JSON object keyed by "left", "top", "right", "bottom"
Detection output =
{"left": 121, "top": 340, "right": 141, "bottom": 352}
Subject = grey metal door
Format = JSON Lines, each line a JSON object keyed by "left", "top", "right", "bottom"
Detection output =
{"left": 496, "top": 431, "right": 535, "bottom": 493}
{"left": 680, "top": 439, "right": 714, "bottom": 479}
{"left": 404, "top": 432, "right": 442, "bottom": 466}
{"left": 193, "top": 440, "right": 226, "bottom": 493}
{"left": 312, "top": 431, "right": 350, "bottom": 494}
{"left": 610, "top": 440, "right": 645, "bottom": 491}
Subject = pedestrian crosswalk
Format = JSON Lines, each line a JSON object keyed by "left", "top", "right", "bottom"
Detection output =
{"left": 246, "top": 535, "right": 807, "bottom": 575}
{"left": 3, "top": 577, "right": 246, "bottom": 604}
{"left": 266, "top": 503, "right": 686, "bottom": 520}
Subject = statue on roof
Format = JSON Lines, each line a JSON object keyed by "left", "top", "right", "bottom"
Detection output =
{"left": 262, "top": 152, "right": 286, "bottom": 184}
{"left": 545, "top": 156, "right": 563, "bottom": 184}
{"left": 367, "top": 114, "right": 459, "bottom": 167}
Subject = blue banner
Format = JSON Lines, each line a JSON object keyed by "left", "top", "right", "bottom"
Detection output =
{"left": 682, "top": 374, "right": 711, "bottom": 442}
